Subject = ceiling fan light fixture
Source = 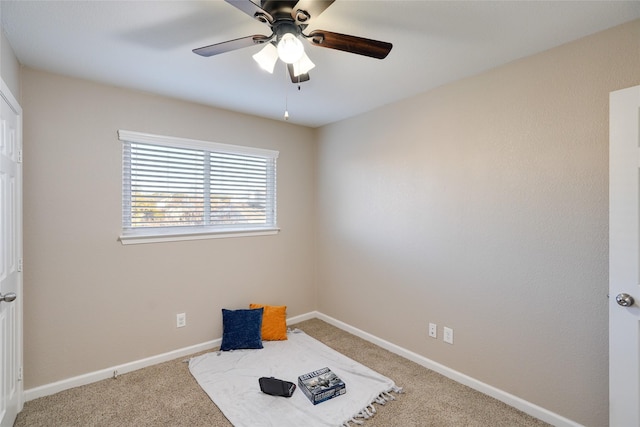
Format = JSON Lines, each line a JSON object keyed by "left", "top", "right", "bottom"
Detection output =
{"left": 292, "top": 52, "right": 315, "bottom": 77}
{"left": 252, "top": 43, "right": 279, "bottom": 73}
{"left": 277, "top": 32, "right": 304, "bottom": 64}
{"left": 193, "top": 0, "right": 393, "bottom": 87}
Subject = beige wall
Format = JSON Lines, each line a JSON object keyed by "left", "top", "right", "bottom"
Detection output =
{"left": 316, "top": 20, "right": 639, "bottom": 426}
{"left": 21, "top": 69, "right": 317, "bottom": 388}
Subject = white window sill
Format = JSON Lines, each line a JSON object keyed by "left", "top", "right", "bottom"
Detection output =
{"left": 119, "top": 227, "right": 280, "bottom": 245}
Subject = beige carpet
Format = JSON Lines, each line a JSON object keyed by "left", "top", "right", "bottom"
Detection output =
{"left": 15, "top": 318, "right": 550, "bottom": 427}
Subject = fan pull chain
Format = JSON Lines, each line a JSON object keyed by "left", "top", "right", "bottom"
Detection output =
{"left": 284, "top": 93, "right": 289, "bottom": 120}
{"left": 283, "top": 64, "right": 290, "bottom": 120}
{"left": 282, "top": 64, "right": 303, "bottom": 120}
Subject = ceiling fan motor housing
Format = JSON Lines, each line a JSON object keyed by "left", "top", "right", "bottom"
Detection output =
{"left": 273, "top": 20, "right": 302, "bottom": 42}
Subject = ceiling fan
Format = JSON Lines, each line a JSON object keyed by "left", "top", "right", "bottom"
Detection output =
{"left": 193, "top": 0, "right": 393, "bottom": 83}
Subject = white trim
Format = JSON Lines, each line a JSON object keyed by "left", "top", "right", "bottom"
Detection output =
{"left": 119, "top": 228, "right": 280, "bottom": 245}
{"left": 286, "top": 311, "right": 317, "bottom": 325}
{"left": 0, "top": 77, "right": 23, "bottom": 116}
{"left": 1, "top": 76, "right": 25, "bottom": 419}
{"left": 314, "top": 312, "right": 582, "bottom": 427}
{"left": 117, "top": 130, "right": 279, "bottom": 159}
{"left": 24, "top": 311, "right": 314, "bottom": 401}
{"left": 24, "top": 311, "right": 582, "bottom": 426}
{"left": 24, "top": 339, "right": 221, "bottom": 402}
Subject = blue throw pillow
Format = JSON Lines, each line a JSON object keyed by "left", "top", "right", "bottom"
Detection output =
{"left": 220, "top": 308, "right": 264, "bottom": 351}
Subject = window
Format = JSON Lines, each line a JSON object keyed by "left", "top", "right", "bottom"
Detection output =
{"left": 118, "top": 130, "right": 279, "bottom": 244}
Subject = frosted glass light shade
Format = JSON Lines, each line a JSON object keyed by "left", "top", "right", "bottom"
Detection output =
{"left": 252, "top": 43, "right": 279, "bottom": 73}
{"left": 292, "top": 52, "right": 315, "bottom": 76}
{"left": 277, "top": 33, "right": 304, "bottom": 64}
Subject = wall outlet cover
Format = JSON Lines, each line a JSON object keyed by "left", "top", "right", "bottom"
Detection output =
{"left": 443, "top": 327, "right": 453, "bottom": 344}
{"left": 177, "top": 313, "right": 186, "bottom": 328}
{"left": 429, "top": 323, "right": 437, "bottom": 338}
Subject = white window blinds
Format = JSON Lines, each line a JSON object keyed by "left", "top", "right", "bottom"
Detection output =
{"left": 118, "top": 130, "right": 278, "bottom": 243}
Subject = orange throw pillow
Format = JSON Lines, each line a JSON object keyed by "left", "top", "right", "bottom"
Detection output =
{"left": 249, "top": 304, "right": 287, "bottom": 341}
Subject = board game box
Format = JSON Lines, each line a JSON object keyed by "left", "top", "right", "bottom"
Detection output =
{"left": 297, "top": 367, "right": 346, "bottom": 405}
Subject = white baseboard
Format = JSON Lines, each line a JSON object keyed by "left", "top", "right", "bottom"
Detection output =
{"left": 313, "top": 311, "right": 582, "bottom": 427}
{"left": 286, "top": 311, "right": 316, "bottom": 325}
{"left": 25, "top": 311, "right": 582, "bottom": 427}
{"left": 24, "top": 338, "right": 222, "bottom": 402}
{"left": 24, "top": 311, "right": 315, "bottom": 402}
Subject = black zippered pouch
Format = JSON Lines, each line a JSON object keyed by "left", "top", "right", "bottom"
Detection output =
{"left": 259, "top": 377, "right": 296, "bottom": 397}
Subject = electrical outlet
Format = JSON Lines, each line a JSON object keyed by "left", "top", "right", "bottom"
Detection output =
{"left": 428, "top": 323, "right": 437, "bottom": 338}
{"left": 443, "top": 327, "right": 454, "bottom": 344}
{"left": 176, "top": 313, "right": 186, "bottom": 328}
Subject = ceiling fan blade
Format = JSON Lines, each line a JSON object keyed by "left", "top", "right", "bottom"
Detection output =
{"left": 193, "top": 35, "right": 270, "bottom": 57}
{"left": 225, "top": 0, "right": 273, "bottom": 23}
{"left": 291, "top": 0, "right": 335, "bottom": 24}
{"left": 287, "top": 64, "right": 310, "bottom": 83}
{"left": 308, "top": 30, "right": 392, "bottom": 59}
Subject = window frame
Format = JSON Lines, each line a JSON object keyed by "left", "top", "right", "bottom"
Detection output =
{"left": 117, "top": 130, "right": 279, "bottom": 245}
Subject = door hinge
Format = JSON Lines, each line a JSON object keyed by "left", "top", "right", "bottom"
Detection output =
{"left": 17, "top": 150, "right": 23, "bottom": 164}
{"left": 17, "top": 258, "right": 23, "bottom": 272}
{"left": 18, "top": 367, "right": 23, "bottom": 382}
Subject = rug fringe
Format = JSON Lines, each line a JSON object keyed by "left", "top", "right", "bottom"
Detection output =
{"left": 341, "top": 386, "right": 404, "bottom": 427}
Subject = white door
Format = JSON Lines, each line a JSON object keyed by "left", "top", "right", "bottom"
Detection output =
{"left": 610, "top": 84, "right": 640, "bottom": 426}
{"left": 0, "top": 79, "right": 22, "bottom": 427}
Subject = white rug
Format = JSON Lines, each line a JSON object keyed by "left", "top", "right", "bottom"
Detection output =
{"left": 189, "top": 329, "right": 402, "bottom": 427}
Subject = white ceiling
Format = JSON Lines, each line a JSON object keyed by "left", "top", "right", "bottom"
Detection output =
{"left": 2, "top": 1, "right": 639, "bottom": 128}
